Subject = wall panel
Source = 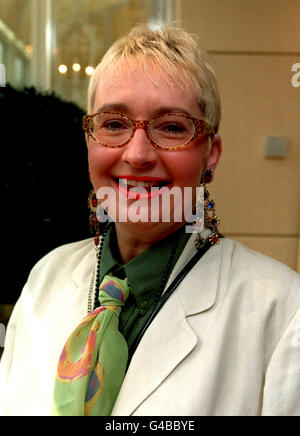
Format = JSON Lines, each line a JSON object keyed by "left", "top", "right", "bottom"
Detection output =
{"left": 181, "top": 0, "right": 300, "bottom": 53}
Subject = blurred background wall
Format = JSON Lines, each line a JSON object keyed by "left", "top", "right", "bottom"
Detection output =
{"left": 181, "top": 0, "right": 300, "bottom": 273}
{"left": 0, "top": 0, "right": 299, "bottom": 325}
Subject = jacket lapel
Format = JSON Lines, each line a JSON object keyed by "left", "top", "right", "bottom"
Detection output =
{"left": 71, "top": 241, "right": 95, "bottom": 290}
{"left": 112, "top": 291, "right": 198, "bottom": 416}
{"left": 112, "top": 235, "right": 222, "bottom": 416}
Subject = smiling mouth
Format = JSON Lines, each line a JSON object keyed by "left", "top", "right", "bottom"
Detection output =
{"left": 113, "top": 177, "right": 171, "bottom": 198}
{"left": 116, "top": 178, "right": 170, "bottom": 189}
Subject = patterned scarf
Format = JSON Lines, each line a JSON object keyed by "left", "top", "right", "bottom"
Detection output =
{"left": 52, "top": 275, "right": 130, "bottom": 415}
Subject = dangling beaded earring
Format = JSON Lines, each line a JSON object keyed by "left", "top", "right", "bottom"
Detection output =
{"left": 194, "top": 168, "right": 222, "bottom": 250}
{"left": 88, "top": 188, "right": 110, "bottom": 258}
{"left": 88, "top": 189, "right": 100, "bottom": 247}
{"left": 87, "top": 169, "right": 109, "bottom": 250}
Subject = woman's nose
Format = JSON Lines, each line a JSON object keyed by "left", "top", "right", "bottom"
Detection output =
{"left": 121, "top": 128, "right": 158, "bottom": 168}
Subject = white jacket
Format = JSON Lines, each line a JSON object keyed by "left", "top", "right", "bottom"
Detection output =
{"left": 1, "top": 236, "right": 300, "bottom": 416}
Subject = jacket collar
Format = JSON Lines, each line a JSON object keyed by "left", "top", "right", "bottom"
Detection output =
{"left": 71, "top": 230, "right": 221, "bottom": 316}
{"left": 165, "top": 228, "right": 220, "bottom": 316}
{"left": 71, "top": 239, "right": 96, "bottom": 289}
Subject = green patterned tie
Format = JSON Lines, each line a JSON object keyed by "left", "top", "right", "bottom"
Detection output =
{"left": 52, "top": 275, "right": 130, "bottom": 416}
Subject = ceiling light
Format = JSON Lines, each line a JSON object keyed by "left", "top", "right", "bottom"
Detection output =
{"left": 58, "top": 64, "right": 68, "bottom": 74}
{"left": 72, "top": 63, "right": 81, "bottom": 72}
{"left": 85, "top": 66, "right": 94, "bottom": 76}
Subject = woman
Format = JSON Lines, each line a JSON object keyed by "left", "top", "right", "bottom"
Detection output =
{"left": 1, "top": 25, "right": 300, "bottom": 416}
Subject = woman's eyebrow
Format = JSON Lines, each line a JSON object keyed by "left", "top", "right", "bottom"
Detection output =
{"left": 95, "top": 104, "right": 192, "bottom": 117}
{"left": 95, "top": 103, "right": 129, "bottom": 113}
{"left": 152, "top": 106, "right": 191, "bottom": 116}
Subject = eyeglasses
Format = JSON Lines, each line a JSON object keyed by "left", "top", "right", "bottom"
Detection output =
{"left": 82, "top": 111, "right": 216, "bottom": 151}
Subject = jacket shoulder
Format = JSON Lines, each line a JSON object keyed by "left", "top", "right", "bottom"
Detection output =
{"left": 222, "top": 238, "right": 300, "bottom": 283}
{"left": 26, "top": 238, "right": 95, "bottom": 287}
{"left": 217, "top": 239, "right": 300, "bottom": 317}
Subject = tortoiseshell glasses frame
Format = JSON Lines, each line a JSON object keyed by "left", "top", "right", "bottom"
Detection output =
{"left": 82, "top": 111, "right": 216, "bottom": 151}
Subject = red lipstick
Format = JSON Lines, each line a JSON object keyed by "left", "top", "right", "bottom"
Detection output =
{"left": 113, "top": 175, "right": 170, "bottom": 199}
{"left": 116, "top": 175, "right": 169, "bottom": 181}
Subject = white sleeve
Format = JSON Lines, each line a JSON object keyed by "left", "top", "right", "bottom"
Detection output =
{"left": 0, "top": 288, "right": 25, "bottom": 415}
{"left": 262, "top": 306, "right": 300, "bottom": 416}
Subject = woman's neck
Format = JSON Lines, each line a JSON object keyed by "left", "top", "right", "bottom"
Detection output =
{"left": 114, "top": 222, "right": 185, "bottom": 264}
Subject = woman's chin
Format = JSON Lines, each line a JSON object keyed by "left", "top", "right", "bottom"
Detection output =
{"left": 115, "top": 218, "right": 185, "bottom": 241}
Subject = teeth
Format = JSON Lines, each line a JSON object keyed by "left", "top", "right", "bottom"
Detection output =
{"left": 118, "top": 179, "right": 165, "bottom": 188}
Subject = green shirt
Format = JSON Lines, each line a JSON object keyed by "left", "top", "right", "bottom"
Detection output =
{"left": 100, "top": 224, "right": 191, "bottom": 350}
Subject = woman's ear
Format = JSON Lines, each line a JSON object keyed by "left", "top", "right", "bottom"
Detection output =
{"left": 206, "top": 134, "right": 222, "bottom": 182}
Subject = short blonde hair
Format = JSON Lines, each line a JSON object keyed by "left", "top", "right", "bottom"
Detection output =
{"left": 87, "top": 25, "right": 221, "bottom": 132}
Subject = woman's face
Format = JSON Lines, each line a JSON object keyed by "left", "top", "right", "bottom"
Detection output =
{"left": 88, "top": 62, "right": 221, "bottom": 241}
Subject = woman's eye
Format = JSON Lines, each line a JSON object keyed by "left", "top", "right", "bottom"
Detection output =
{"left": 103, "top": 120, "right": 126, "bottom": 131}
{"left": 160, "top": 123, "right": 186, "bottom": 135}
{"left": 167, "top": 123, "right": 184, "bottom": 132}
